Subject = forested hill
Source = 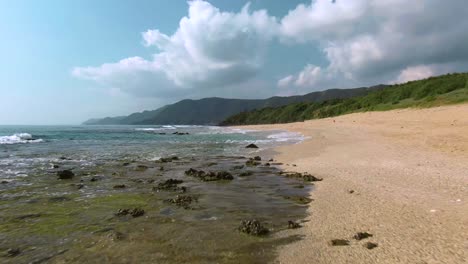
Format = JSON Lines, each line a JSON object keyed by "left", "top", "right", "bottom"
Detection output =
{"left": 83, "top": 85, "right": 385, "bottom": 125}
{"left": 220, "top": 73, "right": 468, "bottom": 126}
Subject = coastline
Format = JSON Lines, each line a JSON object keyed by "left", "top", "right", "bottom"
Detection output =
{"left": 237, "top": 104, "right": 468, "bottom": 263}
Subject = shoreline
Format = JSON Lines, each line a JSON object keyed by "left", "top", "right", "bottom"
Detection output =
{"left": 237, "top": 104, "right": 468, "bottom": 263}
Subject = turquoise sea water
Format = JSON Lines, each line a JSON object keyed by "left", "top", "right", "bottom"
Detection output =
{"left": 0, "top": 125, "right": 310, "bottom": 263}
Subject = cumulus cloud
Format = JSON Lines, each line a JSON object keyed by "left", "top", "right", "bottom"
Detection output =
{"left": 280, "top": 0, "right": 468, "bottom": 85}
{"left": 394, "top": 65, "right": 435, "bottom": 84}
{"left": 73, "top": 0, "right": 278, "bottom": 97}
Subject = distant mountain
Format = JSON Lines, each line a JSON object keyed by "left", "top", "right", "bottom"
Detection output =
{"left": 83, "top": 85, "right": 387, "bottom": 125}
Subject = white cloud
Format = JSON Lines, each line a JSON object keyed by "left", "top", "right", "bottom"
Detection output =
{"left": 73, "top": 0, "right": 279, "bottom": 97}
{"left": 277, "top": 75, "right": 294, "bottom": 87}
{"left": 395, "top": 65, "right": 435, "bottom": 84}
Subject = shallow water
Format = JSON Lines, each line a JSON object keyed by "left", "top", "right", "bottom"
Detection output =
{"left": 0, "top": 126, "right": 310, "bottom": 263}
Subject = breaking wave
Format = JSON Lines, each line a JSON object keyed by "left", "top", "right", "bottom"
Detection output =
{"left": 0, "top": 133, "right": 43, "bottom": 145}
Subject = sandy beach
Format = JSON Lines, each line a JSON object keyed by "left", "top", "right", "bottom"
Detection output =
{"left": 239, "top": 104, "right": 468, "bottom": 264}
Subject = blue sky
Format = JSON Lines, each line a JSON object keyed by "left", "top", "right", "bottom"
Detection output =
{"left": 1, "top": 0, "right": 468, "bottom": 125}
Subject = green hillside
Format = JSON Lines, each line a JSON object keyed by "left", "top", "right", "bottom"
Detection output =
{"left": 220, "top": 73, "right": 468, "bottom": 126}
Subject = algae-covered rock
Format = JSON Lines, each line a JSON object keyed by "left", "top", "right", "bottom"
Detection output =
{"left": 57, "top": 170, "right": 74, "bottom": 179}
{"left": 238, "top": 219, "right": 269, "bottom": 236}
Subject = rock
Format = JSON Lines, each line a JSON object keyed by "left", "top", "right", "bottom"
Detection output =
{"left": 232, "top": 165, "right": 245, "bottom": 170}
{"left": 57, "top": 170, "right": 74, "bottom": 179}
{"left": 245, "top": 144, "right": 259, "bottom": 149}
{"left": 90, "top": 177, "right": 99, "bottom": 182}
{"left": 269, "top": 158, "right": 274, "bottom": 162}
{"left": 113, "top": 184, "right": 126, "bottom": 189}
{"left": 159, "top": 166, "right": 164, "bottom": 171}
{"left": 330, "top": 239, "right": 350, "bottom": 246}
{"left": 172, "top": 132, "right": 189, "bottom": 135}
{"left": 348, "top": 189, "right": 355, "bottom": 194}
{"left": 288, "top": 220, "right": 301, "bottom": 229}
{"left": 153, "top": 179, "right": 185, "bottom": 192}
{"left": 354, "top": 232, "right": 373, "bottom": 240}
{"left": 76, "top": 183, "right": 84, "bottom": 189}
{"left": 122, "top": 162, "right": 130, "bottom": 166}
{"left": 238, "top": 219, "right": 269, "bottom": 236}
{"left": 115, "top": 208, "right": 145, "bottom": 218}
{"left": 185, "top": 168, "right": 233, "bottom": 181}
{"left": 5, "top": 248, "right": 20, "bottom": 257}
{"left": 364, "top": 242, "right": 378, "bottom": 249}
{"left": 159, "top": 156, "right": 179, "bottom": 163}
{"left": 283, "top": 172, "right": 322, "bottom": 182}
{"left": 239, "top": 171, "right": 253, "bottom": 177}
{"left": 264, "top": 163, "right": 271, "bottom": 166}
{"left": 246, "top": 159, "right": 261, "bottom": 166}
{"left": 53, "top": 164, "right": 60, "bottom": 169}
{"left": 253, "top": 156, "right": 261, "bottom": 161}
{"left": 284, "top": 196, "right": 313, "bottom": 204}
{"left": 168, "top": 195, "right": 197, "bottom": 209}
{"left": 1, "top": 180, "right": 9, "bottom": 184}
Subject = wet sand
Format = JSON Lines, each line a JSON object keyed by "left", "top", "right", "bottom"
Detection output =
{"left": 238, "top": 104, "right": 468, "bottom": 263}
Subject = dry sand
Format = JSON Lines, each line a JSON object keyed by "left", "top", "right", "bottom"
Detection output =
{"left": 238, "top": 104, "right": 468, "bottom": 264}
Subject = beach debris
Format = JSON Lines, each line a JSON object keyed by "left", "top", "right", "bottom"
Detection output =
{"left": 115, "top": 208, "right": 145, "bottom": 218}
{"left": 238, "top": 219, "right": 269, "bottom": 236}
{"left": 113, "top": 184, "right": 126, "bottom": 189}
{"left": 185, "top": 168, "right": 233, "bottom": 181}
{"left": 288, "top": 220, "right": 301, "bottom": 229}
{"left": 57, "top": 170, "right": 74, "bottom": 179}
{"left": 245, "top": 143, "right": 259, "bottom": 149}
{"left": 354, "top": 232, "right": 373, "bottom": 240}
{"left": 364, "top": 242, "right": 378, "bottom": 249}
{"left": 167, "top": 195, "right": 197, "bottom": 209}
{"left": 153, "top": 179, "right": 186, "bottom": 192}
{"left": 330, "top": 239, "right": 350, "bottom": 246}
{"left": 5, "top": 248, "right": 21, "bottom": 257}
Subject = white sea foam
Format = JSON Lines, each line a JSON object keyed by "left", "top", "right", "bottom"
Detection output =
{"left": 0, "top": 133, "right": 43, "bottom": 145}
{"left": 267, "top": 131, "right": 306, "bottom": 142}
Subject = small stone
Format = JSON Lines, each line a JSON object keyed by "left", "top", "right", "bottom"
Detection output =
{"left": 53, "top": 164, "right": 60, "bottom": 168}
{"left": 330, "top": 239, "right": 350, "bottom": 246}
{"left": 348, "top": 190, "right": 355, "bottom": 194}
{"left": 364, "top": 242, "right": 378, "bottom": 249}
{"left": 245, "top": 144, "right": 259, "bottom": 149}
{"left": 1, "top": 180, "right": 9, "bottom": 184}
{"left": 130, "top": 208, "right": 145, "bottom": 217}
{"left": 253, "top": 156, "right": 261, "bottom": 161}
{"left": 354, "top": 232, "right": 373, "bottom": 240}
{"left": 113, "top": 184, "right": 126, "bottom": 189}
{"left": 90, "top": 177, "right": 99, "bottom": 182}
{"left": 288, "top": 220, "right": 301, "bottom": 229}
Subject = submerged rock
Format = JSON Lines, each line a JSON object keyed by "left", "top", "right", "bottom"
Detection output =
{"left": 253, "top": 156, "right": 261, "bottom": 161}
{"left": 239, "top": 171, "right": 253, "bottom": 177}
{"left": 115, "top": 208, "right": 145, "bottom": 218}
{"left": 185, "top": 168, "right": 233, "bottom": 181}
{"left": 173, "top": 132, "right": 189, "bottom": 135}
{"left": 238, "top": 219, "right": 269, "bottom": 236}
{"left": 282, "top": 172, "right": 322, "bottom": 182}
{"left": 245, "top": 144, "right": 259, "bottom": 149}
{"left": 168, "top": 195, "right": 197, "bottom": 209}
{"left": 113, "top": 184, "right": 126, "bottom": 189}
{"left": 159, "top": 156, "right": 179, "bottom": 163}
{"left": 57, "top": 170, "right": 74, "bottom": 179}
{"left": 153, "top": 179, "right": 186, "bottom": 192}
{"left": 283, "top": 195, "right": 313, "bottom": 204}
{"left": 354, "top": 232, "right": 373, "bottom": 240}
{"left": 5, "top": 248, "right": 20, "bottom": 257}
{"left": 135, "top": 165, "right": 149, "bottom": 171}
{"left": 246, "top": 159, "right": 261, "bottom": 166}
{"left": 330, "top": 239, "right": 350, "bottom": 246}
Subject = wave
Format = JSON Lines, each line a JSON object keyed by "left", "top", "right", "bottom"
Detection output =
{"left": 267, "top": 131, "right": 306, "bottom": 142}
{"left": 0, "top": 133, "right": 43, "bottom": 145}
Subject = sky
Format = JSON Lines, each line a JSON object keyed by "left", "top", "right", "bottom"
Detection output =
{"left": 1, "top": 0, "right": 468, "bottom": 125}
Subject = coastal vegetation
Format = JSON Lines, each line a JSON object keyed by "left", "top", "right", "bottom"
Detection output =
{"left": 220, "top": 73, "right": 468, "bottom": 125}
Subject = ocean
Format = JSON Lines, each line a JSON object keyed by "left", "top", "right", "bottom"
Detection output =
{"left": 0, "top": 125, "right": 311, "bottom": 263}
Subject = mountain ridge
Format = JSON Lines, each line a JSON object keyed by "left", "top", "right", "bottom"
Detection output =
{"left": 83, "top": 85, "right": 387, "bottom": 125}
